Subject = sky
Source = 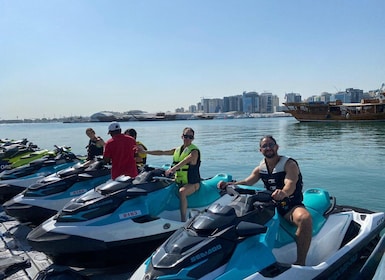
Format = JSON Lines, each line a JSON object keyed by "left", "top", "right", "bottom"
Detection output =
{"left": 1, "top": 0, "right": 385, "bottom": 120}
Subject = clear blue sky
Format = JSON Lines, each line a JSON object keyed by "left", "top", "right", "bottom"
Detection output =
{"left": 1, "top": 0, "right": 385, "bottom": 119}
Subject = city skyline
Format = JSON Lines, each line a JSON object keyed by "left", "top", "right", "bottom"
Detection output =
{"left": 0, "top": 84, "right": 378, "bottom": 121}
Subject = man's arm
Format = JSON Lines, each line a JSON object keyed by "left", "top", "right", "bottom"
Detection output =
{"left": 141, "top": 148, "right": 175, "bottom": 156}
{"left": 103, "top": 156, "right": 111, "bottom": 164}
{"left": 218, "top": 166, "right": 261, "bottom": 188}
{"left": 147, "top": 149, "right": 174, "bottom": 156}
{"left": 103, "top": 144, "right": 111, "bottom": 164}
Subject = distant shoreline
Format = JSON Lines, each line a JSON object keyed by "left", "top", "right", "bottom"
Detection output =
{"left": 1, "top": 112, "right": 291, "bottom": 124}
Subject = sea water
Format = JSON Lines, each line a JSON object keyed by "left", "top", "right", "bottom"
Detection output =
{"left": 1, "top": 117, "right": 384, "bottom": 214}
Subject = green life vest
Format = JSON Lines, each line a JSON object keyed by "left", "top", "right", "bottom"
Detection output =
{"left": 172, "top": 144, "right": 198, "bottom": 185}
{"left": 136, "top": 141, "right": 147, "bottom": 164}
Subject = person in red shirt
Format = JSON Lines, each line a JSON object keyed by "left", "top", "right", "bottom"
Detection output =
{"left": 103, "top": 121, "right": 138, "bottom": 180}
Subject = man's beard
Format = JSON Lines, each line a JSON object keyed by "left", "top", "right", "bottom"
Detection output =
{"left": 264, "top": 151, "right": 276, "bottom": 159}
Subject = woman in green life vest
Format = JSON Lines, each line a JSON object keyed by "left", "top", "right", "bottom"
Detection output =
{"left": 142, "top": 127, "right": 201, "bottom": 222}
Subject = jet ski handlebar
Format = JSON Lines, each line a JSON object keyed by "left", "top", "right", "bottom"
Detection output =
{"left": 225, "top": 185, "right": 289, "bottom": 208}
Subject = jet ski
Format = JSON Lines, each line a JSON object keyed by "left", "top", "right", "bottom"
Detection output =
{"left": 0, "top": 138, "right": 28, "bottom": 145}
{"left": 3, "top": 158, "right": 111, "bottom": 225}
{"left": 0, "top": 146, "right": 83, "bottom": 202}
{"left": 0, "top": 138, "right": 29, "bottom": 159}
{"left": 131, "top": 186, "right": 385, "bottom": 280}
{"left": 8, "top": 149, "right": 51, "bottom": 169}
{"left": 1, "top": 143, "right": 78, "bottom": 171}
{"left": 0, "top": 139, "right": 40, "bottom": 171}
{"left": 26, "top": 166, "right": 233, "bottom": 268}
{"left": 0, "top": 146, "right": 79, "bottom": 180}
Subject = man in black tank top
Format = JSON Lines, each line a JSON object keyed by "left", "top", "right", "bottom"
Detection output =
{"left": 218, "top": 135, "right": 312, "bottom": 266}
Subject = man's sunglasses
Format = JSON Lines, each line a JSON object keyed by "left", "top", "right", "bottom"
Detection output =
{"left": 261, "top": 142, "right": 276, "bottom": 149}
{"left": 183, "top": 134, "right": 194, "bottom": 140}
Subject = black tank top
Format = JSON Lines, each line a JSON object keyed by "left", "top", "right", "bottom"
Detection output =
{"left": 87, "top": 139, "right": 103, "bottom": 160}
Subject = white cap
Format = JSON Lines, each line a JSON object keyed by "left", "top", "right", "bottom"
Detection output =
{"left": 108, "top": 121, "right": 121, "bottom": 134}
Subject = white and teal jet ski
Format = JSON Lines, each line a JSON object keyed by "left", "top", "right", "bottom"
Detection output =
{"left": 0, "top": 145, "right": 83, "bottom": 202}
{"left": 2, "top": 158, "right": 111, "bottom": 226}
{"left": 26, "top": 166, "right": 233, "bottom": 268}
{"left": 131, "top": 186, "right": 385, "bottom": 280}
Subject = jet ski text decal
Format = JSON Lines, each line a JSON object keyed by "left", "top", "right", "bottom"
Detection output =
{"left": 70, "top": 189, "right": 87, "bottom": 196}
{"left": 119, "top": 210, "right": 142, "bottom": 219}
{"left": 190, "top": 244, "right": 222, "bottom": 263}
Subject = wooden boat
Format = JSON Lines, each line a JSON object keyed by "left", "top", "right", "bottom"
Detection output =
{"left": 284, "top": 90, "right": 385, "bottom": 122}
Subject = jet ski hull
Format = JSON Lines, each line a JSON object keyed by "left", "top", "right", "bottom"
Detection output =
{"left": 0, "top": 176, "right": 45, "bottom": 202}
{"left": 3, "top": 169, "right": 111, "bottom": 225}
{"left": 0, "top": 161, "right": 78, "bottom": 203}
{"left": 26, "top": 171, "right": 233, "bottom": 268}
{"left": 28, "top": 218, "right": 182, "bottom": 268}
{"left": 0, "top": 146, "right": 82, "bottom": 202}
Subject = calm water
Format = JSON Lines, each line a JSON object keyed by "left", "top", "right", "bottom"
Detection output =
{"left": 1, "top": 117, "right": 384, "bottom": 213}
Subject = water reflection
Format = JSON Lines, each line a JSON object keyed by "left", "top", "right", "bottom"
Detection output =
{"left": 286, "top": 121, "right": 385, "bottom": 144}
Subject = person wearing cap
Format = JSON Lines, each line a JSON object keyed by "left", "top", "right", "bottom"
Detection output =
{"left": 103, "top": 121, "right": 138, "bottom": 180}
{"left": 140, "top": 127, "right": 200, "bottom": 222}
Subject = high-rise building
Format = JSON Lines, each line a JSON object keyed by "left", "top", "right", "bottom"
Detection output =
{"left": 285, "top": 92, "right": 302, "bottom": 103}
{"left": 242, "top": 91, "right": 259, "bottom": 113}
{"left": 259, "top": 92, "right": 274, "bottom": 113}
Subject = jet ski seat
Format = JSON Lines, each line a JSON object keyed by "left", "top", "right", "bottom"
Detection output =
{"left": 99, "top": 168, "right": 169, "bottom": 195}
{"left": 186, "top": 173, "right": 232, "bottom": 208}
{"left": 57, "top": 162, "right": 86, "bottom": 177}
{"left": 276, "top": 188, "right": 335, "bottom": 246}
